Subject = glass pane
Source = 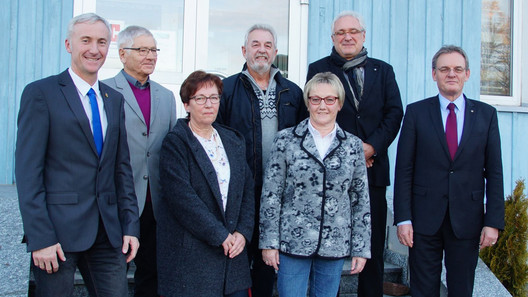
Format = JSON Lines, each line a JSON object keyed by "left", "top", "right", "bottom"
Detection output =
{"left": 207, "top": 0, "right": 289, "bottom": 78}
{"left": 481, "top": 0, "right": 512, "bottom": 96}
{"left": 96, "top": 0, "right": 184, "bottom": 73}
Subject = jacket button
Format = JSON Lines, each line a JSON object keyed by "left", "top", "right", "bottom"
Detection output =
{"left": 356, "top": 115, "right": 360, "bottom": 119}
{"left": 142, "top": 132, "right": 147, "bottom": 136}
{"left": 143, "top": 175, "right": 148, "bottom": 180}
{"left": 147, "top": 152, "right": 151, "bottom": 157}
{"left": 450, "top": 170, "right": 454, "bottom": 174}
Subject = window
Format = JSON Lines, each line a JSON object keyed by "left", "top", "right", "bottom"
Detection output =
{"left": 74, "top": 0, "right": 308, "bottom": 117}
{"left": 480, "top": 0, "right": 523, "bottom": 106}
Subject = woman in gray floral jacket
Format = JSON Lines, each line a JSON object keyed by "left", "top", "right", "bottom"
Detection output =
{"left": 259, "top": 72, "right": 371, "bottom": 297}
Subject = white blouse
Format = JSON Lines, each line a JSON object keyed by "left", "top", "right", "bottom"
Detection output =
{"left": 193, "top": 128, "right": 231, "bottom": 211}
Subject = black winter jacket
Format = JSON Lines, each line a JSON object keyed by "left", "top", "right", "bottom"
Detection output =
{"left": 217, "top": 64, "right": 308, "bottom": 189}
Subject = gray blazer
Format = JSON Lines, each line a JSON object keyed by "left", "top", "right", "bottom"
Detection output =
{"left": 103, "top": 72, "right": 177, "bottom": 217}
{"left": 259, "top": 118, "right": 371, "bottom": 259}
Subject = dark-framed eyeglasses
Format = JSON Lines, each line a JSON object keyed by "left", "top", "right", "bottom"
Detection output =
{"left": 436, "top": 66, "right": 466, "bottom": 74}
{"left": 123, "top": 47, "right": 160, "bottom": 56}
{"left": 308, "top": 96, "right": 338, "bottom": 105}
{"left": 333, "top": 29, "right": 364, "bottom": 37}
{"left": 190, "top": 95, "right": 221, "bottom": 105}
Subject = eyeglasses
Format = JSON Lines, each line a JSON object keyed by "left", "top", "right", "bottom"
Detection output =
{"left": 190, "top": 95, "right": 221, "bottom": 105}
{"left": 123, "top": 47, "right": 160, "bottom": 56}
{"left": 308, "top": 96, "right": 338, "bottom": 105}
{"left": 333, "top": 29, "right": 364, "bottom": 37}
{"left": 436, "top": 66, "right": 466, "bottom": 74}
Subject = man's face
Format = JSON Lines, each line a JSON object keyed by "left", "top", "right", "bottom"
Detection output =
{"left": 242, "top": 29, "right": 278, "bottom": 75}
{"left": 120, "top": 35, "right": 157, "bottom": 82}
{"left": 331, "top": 15, "right": 366, "bottom": 60}
{"left": 65, "top": 21, "right": 110, "bottom": 84}
{"left": 432, "top": 52, "right": 470, "bottom": 100}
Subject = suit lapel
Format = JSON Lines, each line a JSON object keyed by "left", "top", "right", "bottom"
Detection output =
{"left": 455, "top": 96, "right": 476, "bottom": 160}
{"left": 99, "top": 83, "right": 116, "bottom": 160}
{"left": 185, "top": 125, "right": 226, "bottom": 218}
{"left": 359, "top": 58, "right": 377, "bottom": 108}
{"left": 150, "top": 83, "right": 160, "bottom": 131}
{"left": 115, "top": 72, "right": 147, "bottom": 127}
{"left": 428, "top": 96, "right": 452, "bottom": 161}
{"left": 59, "top": 71, "right": 99, "bottom": 157}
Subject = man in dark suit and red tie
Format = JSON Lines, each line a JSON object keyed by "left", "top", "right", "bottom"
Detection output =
{"left": 394, "top": 45, "right": 505, "bottom": 297}
{"left": 15, "top": 13, "right": 140, "bottom": 297}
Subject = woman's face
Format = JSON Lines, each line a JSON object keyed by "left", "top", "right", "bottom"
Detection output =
{"left": 308, "top": 83, "right": 342, "bottom": 128}
{"left": 184, "top": 83, "right": 220, "bottom": 128}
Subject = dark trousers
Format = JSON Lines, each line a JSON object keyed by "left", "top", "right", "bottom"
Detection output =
{"left": 357, "top": 185, "right": 387, "bottom": 297}
{"left": 32, "top": 220, "right": 127, "bottom": 297}
{"left": 409, "top": 213, "right": 479, "bottom": 297}
{"left": 250, "top": 185, "right": 275, "bottom": 297}
{"left": 134, "top": 200, "right": 158, "bottom": 297}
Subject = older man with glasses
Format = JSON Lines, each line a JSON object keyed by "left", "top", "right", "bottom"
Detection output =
{"left": 103, "top": 25, "right": 177, "bottom": 297}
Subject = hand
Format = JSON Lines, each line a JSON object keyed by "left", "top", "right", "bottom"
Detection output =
{"left": 222, "top": 233, "right": 236, "bottom": 256}
{"left": 122, "top": 236, "right": 139, "bottom": 263}
{"left": 262, "top": 249, "right": 280, "bottom": 271}
{"left": 228, "top": 232, "right": 246, "bottom": 258}
{"left": 32, "top": 243, "right": 66, "bottom": 274}
{"left": 397, "top": 224, "right": 414, "bottom": 248}
{"left": 479, "top": 226, "right": 499, "bottom": 249}
{"left": 350, "top": 257, "right": 367, "bottom": 274}
{"left": 362, "top": 143, "right": 375, "bottom": 168}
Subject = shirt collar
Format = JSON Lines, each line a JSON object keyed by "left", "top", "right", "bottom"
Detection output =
{"left": 68, "top": 68, "right": 100, "bottom": 96}
{"left": 307, "top": 119, "right": 337, "bottom": 138}
{"left": 439, "top": 93, "right": 465, "bottom": 111}
{"left": 121, "top": 69, "right": 150, "bottom": 89}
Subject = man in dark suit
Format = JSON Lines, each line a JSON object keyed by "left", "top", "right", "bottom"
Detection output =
{"left": 103, "top": 25, "right": 176, "bottom": 297}
{"left": 307, "top": 11, "right": 403, "bottom": 297}
{"left": 394, "top": 45, "right": 504, "bottom": 297}
{"left": 15, "top": 13, "right": 140, "bottom": 297}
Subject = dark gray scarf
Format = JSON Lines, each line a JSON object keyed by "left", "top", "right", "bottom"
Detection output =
{"left": 330, "top": 47, "right": 368, "bottom": 109}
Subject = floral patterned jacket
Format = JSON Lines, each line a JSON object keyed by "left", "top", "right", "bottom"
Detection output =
{"left": 259, "top": 118, "right": 371, "bottom": 259}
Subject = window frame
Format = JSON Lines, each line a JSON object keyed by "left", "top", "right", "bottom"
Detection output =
{"left": 480, "top": 0, "right": 524, "bottom": 107}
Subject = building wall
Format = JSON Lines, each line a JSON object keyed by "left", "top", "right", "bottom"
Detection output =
{"left": 1, "top": 0, "right": 526, "bottom": 196}
{"left": 1, "top": 0, "right": 73, "bottom": 184}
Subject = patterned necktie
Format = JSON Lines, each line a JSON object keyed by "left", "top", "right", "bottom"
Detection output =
{"left": 87, "top": 88, "right": 103, "bottom": 157}
{"left": 446, "top": 103, "right": 457, "bottom": 160}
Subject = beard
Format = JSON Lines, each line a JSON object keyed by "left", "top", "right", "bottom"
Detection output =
{"left": 248, "top": 62, "right": 271, "bottom": 75}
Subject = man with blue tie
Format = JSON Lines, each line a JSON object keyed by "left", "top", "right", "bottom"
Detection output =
{"left": 15, "top": 13, "right": 140, "bottom": 297}
{"left": 394, "top": 45, "right": 505, "bottom": 297}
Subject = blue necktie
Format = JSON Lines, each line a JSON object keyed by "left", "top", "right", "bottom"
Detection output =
{"left": 87, "top": 88, "right": 103, "bottom": 157}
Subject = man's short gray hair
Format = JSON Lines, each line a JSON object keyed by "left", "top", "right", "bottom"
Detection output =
{"left": 117, "top": 25, "right": 156, "bottom": 49}
{"left": 67, "top": 13, "right": 112, "bottom": 42}
{"left": 332, "top": 11, "right": 366, "bottom": 34}
{"left": 432, "top": 45, "right": 469, "bottom": 70}
{"left": 244, "top": 24, "right": 277, "bottom": 48}
{"left": 303, "top": 72, "right": 346, "bottom": 108}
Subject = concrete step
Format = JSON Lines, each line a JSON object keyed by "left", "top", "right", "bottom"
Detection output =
{"left": 30, "top": 260, "right": 410, "bottom": 296}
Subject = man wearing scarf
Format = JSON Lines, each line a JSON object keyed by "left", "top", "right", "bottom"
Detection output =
{"left": 307, "top": 10, "right": 403, "bottom": 297}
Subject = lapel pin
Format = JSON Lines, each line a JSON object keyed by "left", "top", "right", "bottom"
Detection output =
{"left": 471, "top": 109, "right": 474, "bottom": 113}
{"left": 105, "top": 92, "right": 108, "bottom": 98}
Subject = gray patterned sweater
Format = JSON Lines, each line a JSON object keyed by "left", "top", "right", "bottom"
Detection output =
{"left": 259, "top": 118, "right": 371, "bottom": 259}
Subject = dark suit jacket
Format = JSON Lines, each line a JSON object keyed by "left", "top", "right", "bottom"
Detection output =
{"left": 394, "top": 95, "right": 504, "bottom": 239}
{"left": 15, "top": 70, "right": 140, "bottom": 252}
{"left": 307, "top": 56, "right": 403, "bottom": 187}
{"left": 157, "top": 119, "right": 255, "bottom": 297}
